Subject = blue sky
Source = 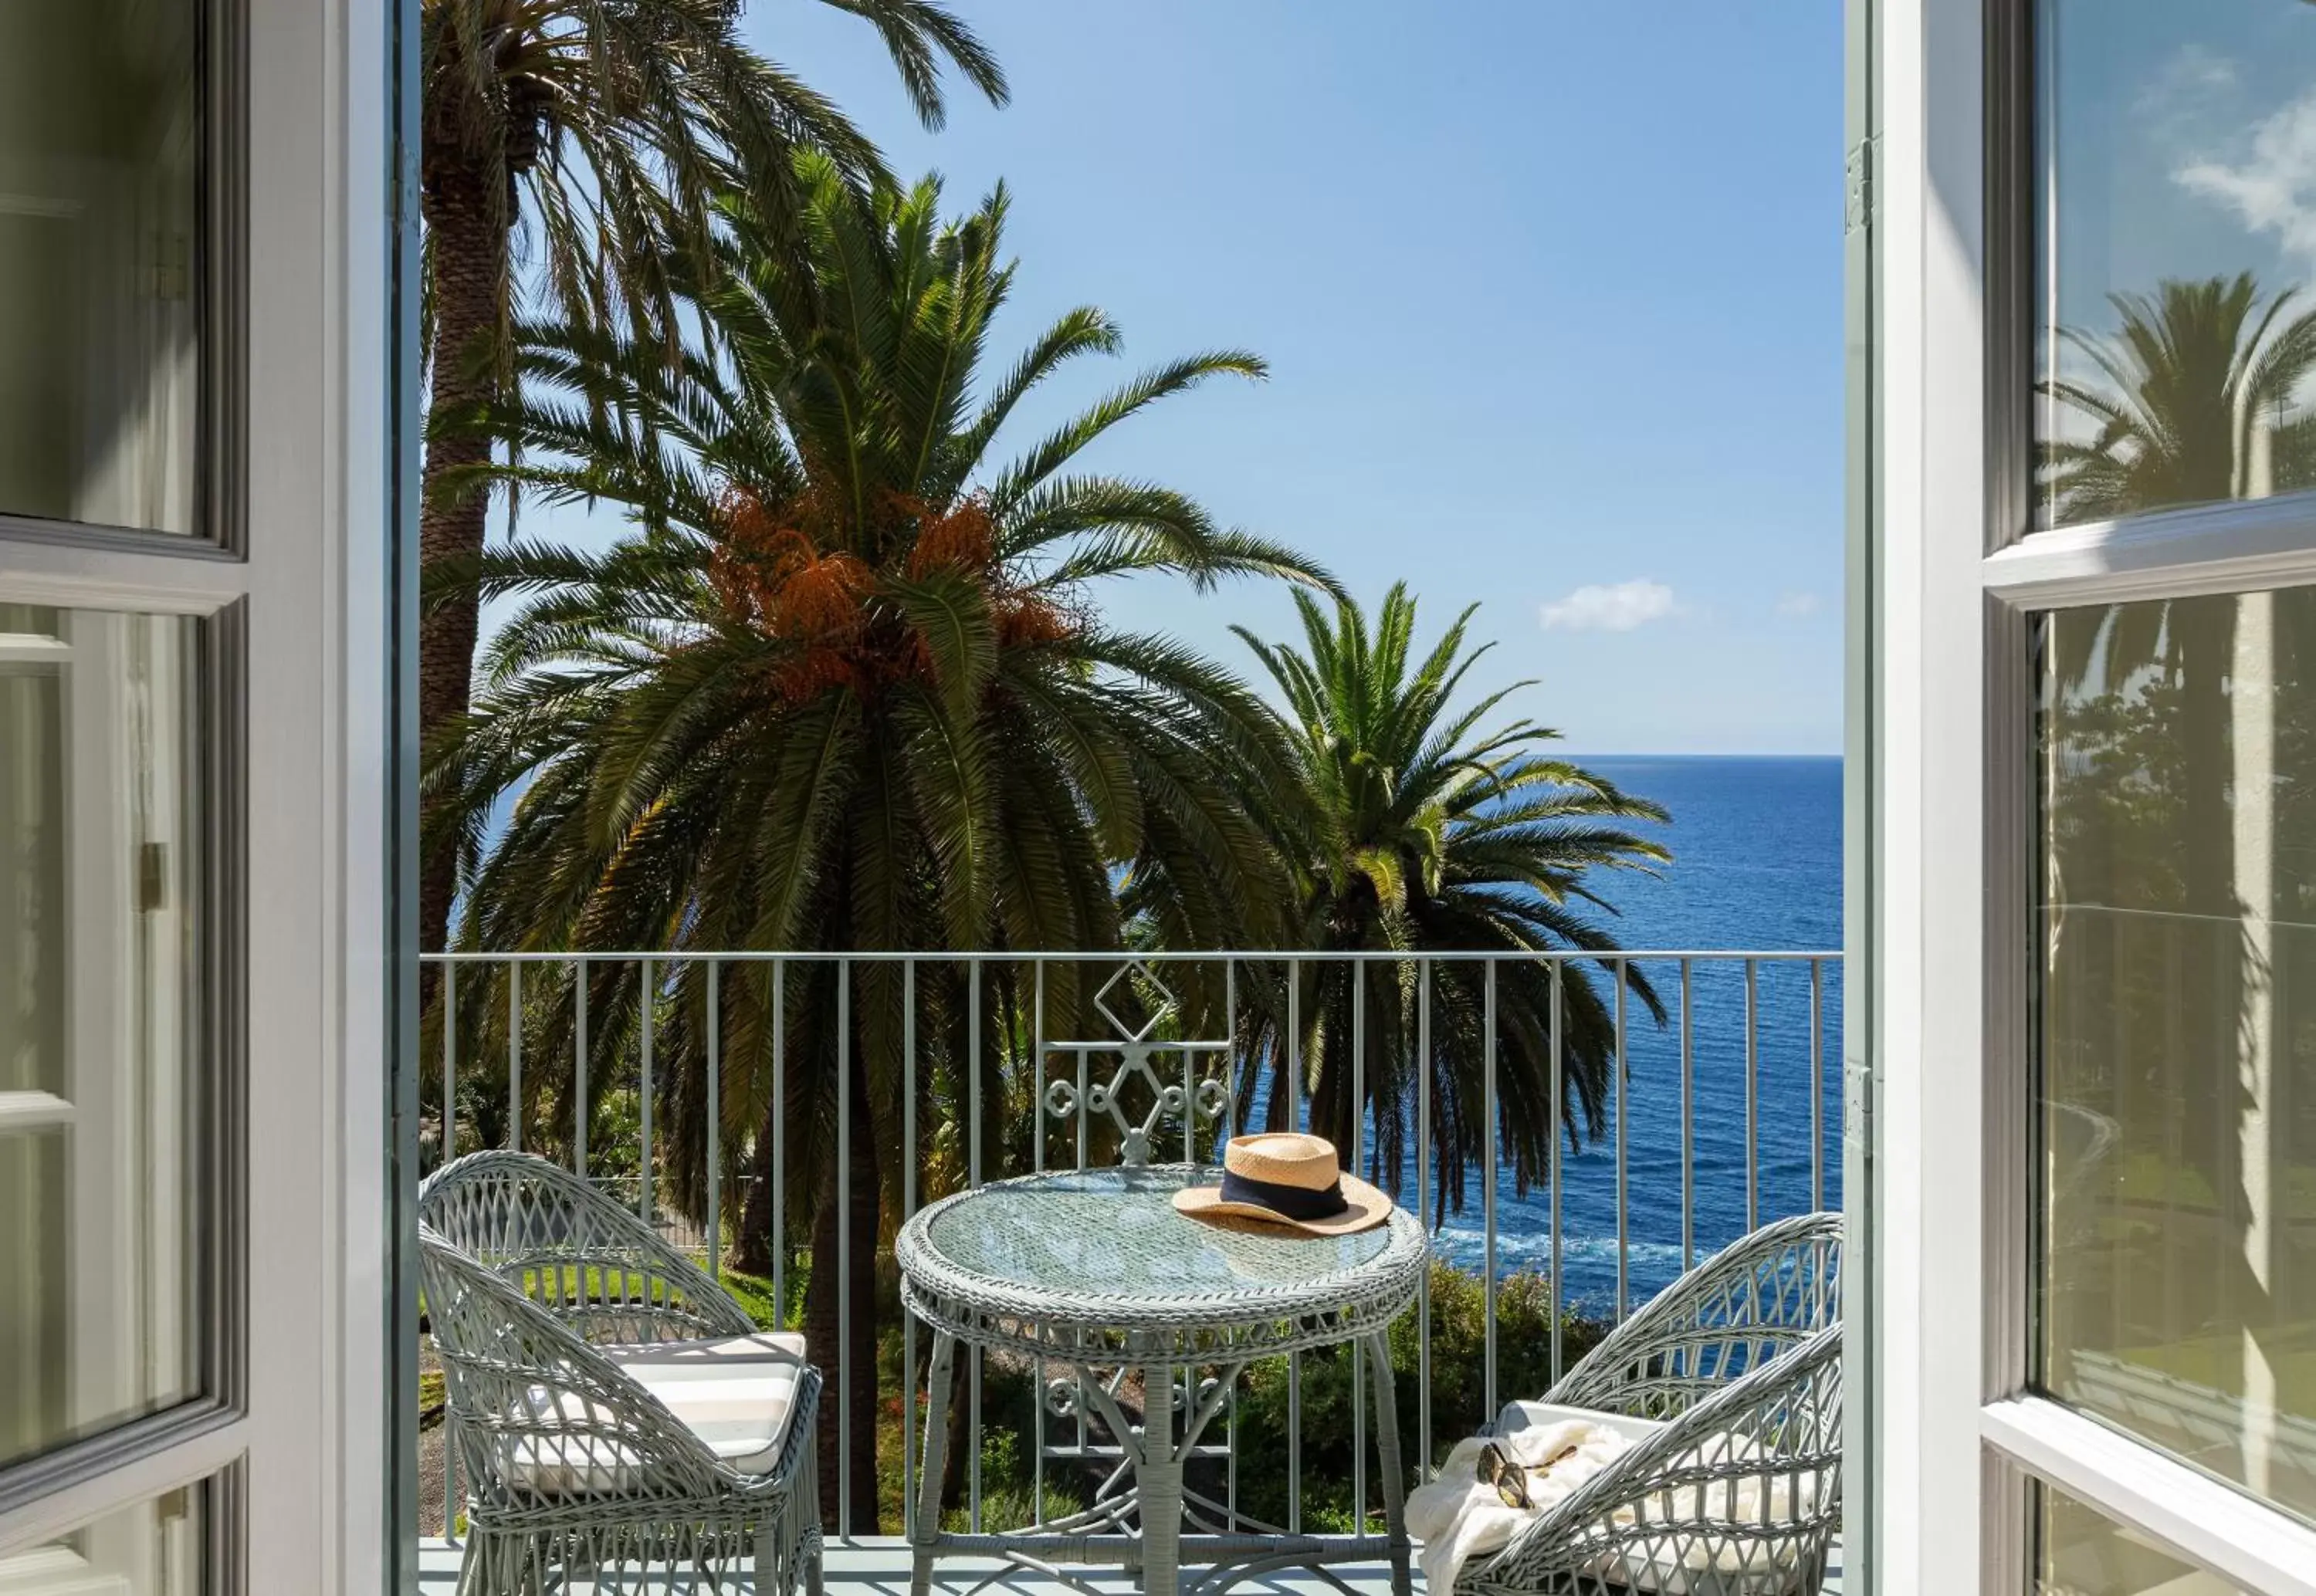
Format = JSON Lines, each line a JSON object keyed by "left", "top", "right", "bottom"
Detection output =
{"left": 512, "top": 2, "right": 1848, "bottom": 753}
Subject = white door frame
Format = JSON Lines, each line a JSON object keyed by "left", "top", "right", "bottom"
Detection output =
{"left": 0, "top": 0, "right": 396, "bottom": 1590}
{"left": 1874, "top": 2, "right": 2316, "bottom": 1591}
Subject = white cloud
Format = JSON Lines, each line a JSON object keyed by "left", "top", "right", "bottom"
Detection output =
{"left": 1774, "top": 590, "right": 1822, "bottom": 618}
{"left": 1540, "top": 579, "right": 1678, "bottom": 633}
{"left": 2176, "top": 90, "right": 2316, "bottom": 269}
{"left": 2137, "top": 44, "right": 2237, "bottom": 119}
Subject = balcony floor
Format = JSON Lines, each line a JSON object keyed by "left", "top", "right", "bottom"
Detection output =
{"left": 418, "top": 1537, "right": 1844, "bottom": 1594}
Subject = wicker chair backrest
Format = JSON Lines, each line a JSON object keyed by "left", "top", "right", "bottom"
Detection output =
{"left": 1549, "top": 1212, "right": 1841, "bottom": 1421}
{"left": 418, "top": 1223, "right": 730, "bottom": 1510}
{"left": 420, "top": 1149, "right": 753, "bottom": 1341}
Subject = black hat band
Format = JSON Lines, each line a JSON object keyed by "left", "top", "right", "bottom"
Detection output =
{"left": 1218, "top": 1167, "right": 1350, "bottom": 1221}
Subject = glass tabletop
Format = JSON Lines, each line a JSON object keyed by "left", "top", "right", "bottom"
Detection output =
{"left": 922, "top": 1166, "right": 1397, "bottom": 1301}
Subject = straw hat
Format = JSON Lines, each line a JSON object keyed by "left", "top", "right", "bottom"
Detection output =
{"left": 1171, "top": 1132, "right": 1393, "bottom": 1236}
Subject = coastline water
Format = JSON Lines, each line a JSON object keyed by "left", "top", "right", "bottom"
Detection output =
{"left": 1417, "top": 754, "right": 1844, "bottom": 1315}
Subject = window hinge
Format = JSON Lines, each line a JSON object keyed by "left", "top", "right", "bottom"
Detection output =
{"left": 1844, "top": 1053, "right": 1875, "bottom": 1157}
{"left": 1844, "top": 137, "right": 1876, "bottom": 238}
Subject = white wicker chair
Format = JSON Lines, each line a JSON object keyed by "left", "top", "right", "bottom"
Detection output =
{"left": 420, "top": 1151, "right": 823, "bottom": 1595}
{"left": 1457, "top": 1212, "right": 1844, "bottom": 1596}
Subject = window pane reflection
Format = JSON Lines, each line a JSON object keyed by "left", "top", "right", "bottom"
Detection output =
{"left": 0, "top": 2, "right": 201, "bottom": 535}
{"left": 2035, "top": 1480, "right": 2242, "bottom": 1595}
{"left": 2035, "top": 2, "right": 2316, "bottom": 527}
{"left": 0, "top": 605, "right": 203, "bottom": 1472}
{"left": 0, "top": 1478, "right": 211, "bottom": 1594}
{"left": 2039, "top": 587, "right": 2316, "bottom": 1523}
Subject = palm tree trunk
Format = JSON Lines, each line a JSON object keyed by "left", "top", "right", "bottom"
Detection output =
{"left": 735, "top": 1100, "right": 780, "bottom": 1277}
{"left": 804, "top": 1046, "right": 882, "bottom": 1533}
{"left": 417, "top": 157, "right": 503, "bottom": 976}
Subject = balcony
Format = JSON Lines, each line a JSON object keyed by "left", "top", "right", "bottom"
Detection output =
{"left": 413, "top": 946, "right": 1844, "bottom": 1593}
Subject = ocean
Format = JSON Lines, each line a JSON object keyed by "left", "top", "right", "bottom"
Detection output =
{"left": 1417, "top": 754, "right": 1845, "bottom": 1316}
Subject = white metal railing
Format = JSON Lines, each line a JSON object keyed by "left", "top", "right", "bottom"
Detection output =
{"left": 417, "top": 948, "right": 1841, "bottom": 1542}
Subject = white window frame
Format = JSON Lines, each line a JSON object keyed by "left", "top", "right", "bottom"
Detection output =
{"left": 0, "top": 0, "right": 396, "bottom": 1590}
{"left": 1875, "top": 1, "right": 2316, "bottom": 1591}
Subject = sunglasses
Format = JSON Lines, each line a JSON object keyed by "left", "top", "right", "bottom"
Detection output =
{"left": 1477, "top": 1439, "right": 1580, "bottom": 1510}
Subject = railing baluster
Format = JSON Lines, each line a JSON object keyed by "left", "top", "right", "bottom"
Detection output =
{"left": 638, "top": 956, "right": 653, "bottom": 1226}
{"left": 1417, "top": 956, "right": 1432, "bottom": 1478}
{"left": 771, "top": 959, "right": 785, "bottom": 1324}
{"left": 706, "top": 960, "right": 720, "bottom": 1280}
{"left": 441, "top": 963, "right": 455, "bottom": 1168}
{"left": 1182, "top": 1033, "right": 1195, "bottom": 1165}
{"left": 969, "top": 960, "right": 984, "bottom": 1535}
{"left": 1810, "top": 956, "right": 1826, "bottom": 1212}
{"left": 440, "top": 961, "right": 457, "bottom": 1547}
{"left": 574, "top": 963, "right": 587, "bottom": 1179}
{"left": 1614, "top": 958, "right": 1628, "bottom": 1322}
{"left": 1680, "top": 956, "right": 1694, "bottom": 1270}
{"left": 1287, "top": 956, "right": 1302, "bottom": 1534}
{"left": 1074, "top": 1035, "right": 1089, "bottom": 1481}
{"left": 1484, "top": 958, "right": 1498, "bottom": 1420}
{"left": 836, "top": 958, "right": 852, "bottom": 1532}
{"left": 1351, "top": 959, "right": 1366, "bottom": 1527}
{"left": 1549, "top": 959, "right": 1563, "bottom": 1384}
{"left": 1286, "top": 955, "right": 1301, "bottom": 1128}
{"left": 1032, "top": 959, "right": 1047, "bottom": 1527}
{"left": 1745, "top": 956, "right": 1759, "bottom": 1233}
{"left": 1224, "top": 958, "right": 1239, "bottom": 1527}
{"left": 506, "top": 961, "right": 521, "bottom": 1153}
{"left": 902, "top": 959, "right": 917, "bottom": 1538}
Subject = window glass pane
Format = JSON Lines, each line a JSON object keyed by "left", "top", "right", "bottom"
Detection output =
{"left": 0, "top": 1476, "right": 212, "bottom": 1593}
{"left": 0, "top": 2, "right": 201, "bottom": 535}
{"left": 0, "top": 606, "right": 203, "bottom": 1473}
{"left": 2035, "top": 1479, "right": 2243, "bottom": 1595}
{"left": 2034, "top": 2, "right": 2316, "bottom": 527}
{"left": 2039, "top": 587, "right": 2316, "bottom": 1523}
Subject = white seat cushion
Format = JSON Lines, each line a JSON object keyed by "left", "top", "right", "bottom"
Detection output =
{"left": 606, "top": 1331, "right": 810, "bottom": 1475}
{"left": 500, "top": 1332, "right": 809, "bottom": 1496}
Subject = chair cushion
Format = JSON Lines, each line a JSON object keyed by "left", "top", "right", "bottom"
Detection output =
{"left": 605, "top": 1331, "right": 810, "bottom": 1476}
{"left": 499, "top": 1332, "right": 809, "bottom": 1496}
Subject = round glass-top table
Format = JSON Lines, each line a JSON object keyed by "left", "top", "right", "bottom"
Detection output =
{"left": 896, "top": 1166, "right": 1427, "bottom": 1596}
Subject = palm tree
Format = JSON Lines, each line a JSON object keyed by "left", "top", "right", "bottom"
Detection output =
{"left": 1231, "top": 585, "right": 1670, "bottom": 1219}
{"left": 427, "top": 157, "right": 1329, "bottom": 1528}
{"left": 2040, "top": 274, "right": 2316, "bottom": 908}
{"left": 418, "top": 0, "right": 1008, "bottom": 968}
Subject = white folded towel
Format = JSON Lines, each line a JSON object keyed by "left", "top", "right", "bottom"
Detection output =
{"left": 1404, "top": 1408, "right": 1633, "bottom": 1594}
{"left": 1407, "top": 1404, "right": 1828, "bottom": 1595}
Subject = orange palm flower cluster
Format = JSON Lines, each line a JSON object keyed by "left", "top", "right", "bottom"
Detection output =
{"left": 707, "top": 484, "right": 1075, "bottom": 705}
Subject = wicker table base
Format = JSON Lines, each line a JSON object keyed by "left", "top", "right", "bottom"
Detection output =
{"left": 895, "top": 1168, "right": 1428, "bottom": 1596}
{"left": 908, "top": 1329, "right": 1410, "bottom": 1596}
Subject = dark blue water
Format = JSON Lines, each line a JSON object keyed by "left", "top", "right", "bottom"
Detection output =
{"left": 1417, "top": 755, "right": 1844, "bottom": 1315}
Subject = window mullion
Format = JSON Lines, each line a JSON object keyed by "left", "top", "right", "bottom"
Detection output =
{"left": 1982, "top": 1396, "right": 2316, "bottom": 1596}
{"left": 1984, "top": 496, "right": 2316, "bottom": 610}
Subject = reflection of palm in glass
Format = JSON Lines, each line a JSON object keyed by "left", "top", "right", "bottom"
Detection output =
{"left": 2040, "top": 273, "right": 2316, "bottom": 525}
